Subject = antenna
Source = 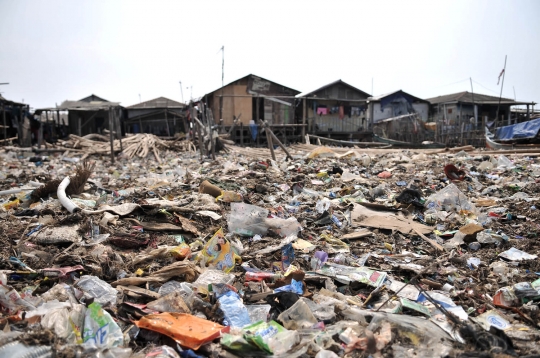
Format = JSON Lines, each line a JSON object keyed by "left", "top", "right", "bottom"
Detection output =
{"left": 139, "top": 94, "right": 141, "bottom": 103}
{"left": 179, "top": 81, "right": 184, "bottom": 103}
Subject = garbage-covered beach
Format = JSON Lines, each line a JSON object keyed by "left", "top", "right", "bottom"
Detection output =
{"left": 1, "top": 138, "right": 540, "bottom": 358}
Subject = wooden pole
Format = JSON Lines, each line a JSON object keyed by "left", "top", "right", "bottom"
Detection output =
{"left": 38, "top": 115, "right": 43, "bottom": 148}
{"left": 240, "top": 122, "right": 244, "bottom": 146}
{"left": 165, "top": 108, "right": 171, "bottom": 136}
{"left": 302, "top": 98, "right": 307, "bottom": 143}
{"left": 116, "top": 107, "right": 123, "bottom": 152}
{"left": 108, "top": 107, "right": 115, "bottom": 163}
{"left": 207, "top": 107, "right": 216, "bottom": 159}
{"left": 1, "top": 105, "right": 6, "bottom": 145}
{"left": 78, "top": 116, "right": 82, "bottom": 136}
{"left": 192, "top": 107, "right": 204, "bottom": 161}
{"left": 55, "top": 110, "right": 60, "bottom": 141}
{"left": 495, "top": 55, "right": 507, "bottom": 127}
{"left": 259, "top": 119, "right": 293, "bottom": 160}
{"left": 265, "top": 124, "right": 276, "bottom": 161}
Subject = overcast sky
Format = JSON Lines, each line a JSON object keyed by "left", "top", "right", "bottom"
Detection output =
{"left": 1, "top": 0, "right": 539, "bottom": 110}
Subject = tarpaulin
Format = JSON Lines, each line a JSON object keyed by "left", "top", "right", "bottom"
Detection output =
{"left": 495, "top": 117, "right": 540, "bottom": 142}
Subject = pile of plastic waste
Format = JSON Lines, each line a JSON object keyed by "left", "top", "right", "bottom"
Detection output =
{"left": 0, "top": 145, "right": 539, "bottom": 357}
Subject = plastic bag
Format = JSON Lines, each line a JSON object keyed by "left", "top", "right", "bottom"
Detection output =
{"left": 196, "top": 228, "right": 241, "bottom": 273}
{"left": 277, "top": 298, "right": 317, "bottom": 329}
{"left": 497, "top": 155, "right": 514, "bottom": 169}
{"left": 246, "top": 304, "right": 271, "bottom": 323}
{"left": 425, "top": 183, "right": 476, "bottom": 214}
{"left": 315, "top": 198, "right": 332, "bottom": 213}
{"left": 41, "top": 303, "right": 86, "bottom": 344}
{"left": 83, "top": 302, "right": 124, "bottom": 348}
{"left": 76, "top": 275, "right": 118, "bottom": 306}
{"left": 301, "top": 297, "right": 335, "bottom": 321}
{"left": 228, "top": 203, "right": 269, "bottom": 236}
{"left": 218, "top": 291, "right": 251, "bottom": 328}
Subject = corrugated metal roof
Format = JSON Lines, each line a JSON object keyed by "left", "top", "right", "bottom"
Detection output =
{"left": 127, "top": 96, "right": 185, "bottom": 109}
{"left": 368, "top": 89, "right": 429, "bottom": 103}
{"left": 425, "top": 91, "right": 518, "bottom": 104}
{"left": 295, "top": 79, "right": 371, "bottom": 99}
{"left": 205, "top": 73, "right": 300, "bottom": 97}
{"left": 0, "top": 94, "right": 25, "bottom": 106}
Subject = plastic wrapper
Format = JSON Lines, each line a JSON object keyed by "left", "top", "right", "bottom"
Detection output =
{"left": 246, "top": 304, "right": 271, "bottom": 323}
{"left": 196, "top": 228, "right": 241, "bottom": 272}
{"left": 274, "top": 278, "right": 303, "bottom": 295}
{"left": 76, "top": 275, "right": 118, "bottom": 306}
{"left": 83, "top": 302, "right": 124, "bottom": 348}
{"left": 277, "top": 298, "right": 317, "bottom": 329}
{"left": 498, "top": 247, "right": 538, "bottom": 261}
{"left": 158, "top": 281, "right": 193, "bottom": 300}
{"left": 474, "top": 310, "right": 512, "bottom": 331}
{"left": 136, "top": 312, "right": 228, "bottom": 350}
{"left": 147, "top": 292, "right": 191, "bottom": 313}
{"left": 316, "top": 263, "right": 386, "bottom": 287}
{"left": 0, "top": 284, "right": 36, "bottom": 313}
{"left": 219, "top": 291, "right": 251, "bottom": 327}
{"left": 193, "top": 269, "right": 235, "bottom": 291}
{"left": 281, "top": 243, "right": 294, "bottom": 271}
{"left": 169, "top": 242, "right": 191, "bottom": 260}
{"left": 242, "top": 320, "right": 288, "bottom": 354}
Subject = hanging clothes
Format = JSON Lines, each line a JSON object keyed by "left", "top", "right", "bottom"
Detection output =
{"left": 317, "top": 107, "right": 328, "bottom": 115}
{"left": 339, "top": 106, "right": 345, "bottom": 120}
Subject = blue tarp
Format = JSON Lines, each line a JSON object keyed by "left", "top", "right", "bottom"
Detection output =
{"left": 495, "top": 117, "right": 540, "bottom": 142}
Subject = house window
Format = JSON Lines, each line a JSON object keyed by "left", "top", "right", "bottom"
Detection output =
{"left": 448, "top": 108, "right": 453, "bottom": 114}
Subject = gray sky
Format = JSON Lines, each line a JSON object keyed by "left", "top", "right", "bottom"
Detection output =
{"left": 1, "top": 0, "right": 539, "bottom": 110}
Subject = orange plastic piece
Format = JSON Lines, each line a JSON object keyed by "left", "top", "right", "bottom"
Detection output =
{"left": 135, "top": 312, "right": 229, "bottom": 350}
{"left": 377, "top": 171, "right": 392, "bottom": 179}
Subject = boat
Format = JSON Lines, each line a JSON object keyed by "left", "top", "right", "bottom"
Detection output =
{"left": 485, "top": 121, "right": 540, "bottom": 150}
{"left": 373, "top": 134, "right": 446, "bottom": 149}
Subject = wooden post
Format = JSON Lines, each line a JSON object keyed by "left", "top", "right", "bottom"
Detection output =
{"left": 1, "top": 105, "right": 6, "bottom": 145}
{"left": 202, "top": 104, "right": 215, "bottom": 159}
{"left": 459, "top": 103, "right": 463, "bottom": 145}
{"left": 265, "top": 124, "right": 276, "bottom": 161}
{"left": 165, "top": 109, "right": 171, "bottom": 136}
{"left": 108, "top": 107, "right": 115, "bottom": 164}
{"left": 139, "top": 118, "right": 143, "bottom": 134}
{"left": 240, "top": 122, "right": 244, "bottom": 146}
{"left": 78, "top": 116, "right": 82, "bottom": 136}
{"left": 259, "top": 120, "right": 292, "bottom": 160}
{"left": 302, "top": 98, "right": 307, "bottom": 143}
{"left": 56, "top": 110, "right": 60, "bottom": 140}
{"left": 116, "top": 107, "right": 123, "bottom": 152}
{"left": 192, "top": 106, "right": 204, "bottom": 161}
{"left": 38, "top": 115, "right": 43, "bottom": 149}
